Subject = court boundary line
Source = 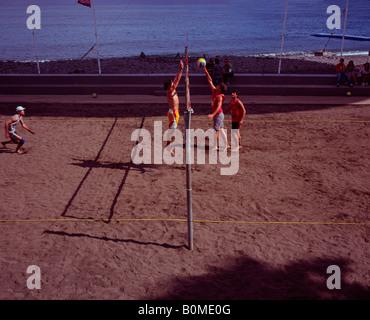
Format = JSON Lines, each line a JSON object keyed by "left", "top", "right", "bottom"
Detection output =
{"left": 0, "top": 217, "right": 368, "bottom": 226}
{"left": 2, "top": 118, "right": 368, "bottom": 228}
{"left": 24, "top": 118, "right": 370, "bottom": 123}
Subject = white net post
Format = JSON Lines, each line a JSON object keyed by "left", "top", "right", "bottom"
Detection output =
{"left": 27, "top": 0, "right": 40, "bottom": 74}
{"left": 184, "top": 46, "right": 194, "bottom": 250}
{"left": 278, "top": 0, "right": 289, "bottom": 74}
{"left": 340, "top": 0, "right": 349, "bottom": 57}
{"left": 92, "top": 0, "right": 102, "bottom": 74}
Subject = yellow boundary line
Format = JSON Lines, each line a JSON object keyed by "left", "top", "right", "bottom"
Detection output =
{"left": 24, "top": 118, "right": 370, "bottom": 123}
{"left": 2, "top": 117, "right": 368, "bottom": 227}
{"left": 0, "top": 217, "right": 368, "bottom": 226}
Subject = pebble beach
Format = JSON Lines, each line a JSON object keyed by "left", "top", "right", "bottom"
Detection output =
{"left": 1, "top": 52, "right": 369, "bottom": 75}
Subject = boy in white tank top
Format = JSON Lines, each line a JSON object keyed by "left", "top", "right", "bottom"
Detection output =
{"left": 2, "top": 106, "right": 36, "bottom": 154}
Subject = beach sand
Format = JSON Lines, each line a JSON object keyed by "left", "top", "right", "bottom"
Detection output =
{"left": 0, "top": 99, "right": 369, "bottom": 300}
{"left": 0, "top": 51, "right": 369, "bottom": 300}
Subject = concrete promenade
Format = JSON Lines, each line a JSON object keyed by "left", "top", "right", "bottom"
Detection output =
{"left": 1, "top": 73, "right": 369, "bottom": 97}
{"left": 1, "top": 94, "right": 369, "bottom": 106}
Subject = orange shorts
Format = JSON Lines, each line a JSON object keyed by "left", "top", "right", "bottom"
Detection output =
{"left": 168, "top": 109, "right": 180, "bottom": 129}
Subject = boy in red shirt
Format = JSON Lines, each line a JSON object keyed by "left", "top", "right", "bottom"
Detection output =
{"left": 224, "top": 90, "right": 246, "bottom": 151}
{"left": 336, "top": 58, "right": 352, "bottom": 87}
{"left": 203, "top": 66, "right": 229, "bottom": 152}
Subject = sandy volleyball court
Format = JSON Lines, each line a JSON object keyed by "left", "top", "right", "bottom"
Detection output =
{"left": 0, "top": 100, "right": 369, "bottom": 300}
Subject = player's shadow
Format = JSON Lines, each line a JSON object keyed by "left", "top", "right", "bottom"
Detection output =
{"left": 71, "top": 159, "right": 160, "bottom": 174}
{"left": 0, "top": 148, "right": 14, "bottom": 154}
{"left": 61, "top": 117, "right": 149, "bottom": 223}
{"left": 155, "top": 255, "right": 370, "bottom": 300}
{"left": 62, "top": 116, "right": 186, "bottom": 224}
{"left": 165, "top": 142, "right": 211, "bottom": 151}
{"left": 43, "top": 230, "right": 187, "bottom": 250}
{"left": 67, "top": 159, "right": 161, "bottom": 222}
{"left": 192, "top": 144, "right": 211, "bottom": 151}
{"left": 189, "top": 101, "right": 365, "bottom": 117}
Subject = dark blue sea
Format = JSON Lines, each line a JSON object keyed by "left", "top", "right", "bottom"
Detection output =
{"left": 0, "top": 0, "right": 369, "bottom": 61}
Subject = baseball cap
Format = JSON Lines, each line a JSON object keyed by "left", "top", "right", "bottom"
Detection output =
{"left": 16, "top": 106, "right": 25, "bottom": 112}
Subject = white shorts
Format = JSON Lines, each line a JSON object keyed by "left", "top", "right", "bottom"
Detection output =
{"left": 9, "top": 131, "right": 21, "bottom": 142}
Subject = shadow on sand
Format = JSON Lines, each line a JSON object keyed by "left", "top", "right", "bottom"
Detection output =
{"left": 154, "top": 255, "right": 370, "bottom": 300}
{"left": 43, "top": 230, "right": 187, "bottom": 250}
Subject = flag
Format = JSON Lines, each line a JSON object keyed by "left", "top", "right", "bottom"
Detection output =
{"left": 78, "top": 0, "right": 91, "bottom": 7}
{"left": 78, "top": 0, "right": 101, "bottom": 74}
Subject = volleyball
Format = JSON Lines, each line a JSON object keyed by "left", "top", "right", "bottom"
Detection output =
{"left": 92, "top": 92, "right": 97, "bottom": 98}
{"left": 346, "top": 91, "right": 352, "bottom": 96}
{"left": 197, "top": 58, "right": 206, "bottom": 68}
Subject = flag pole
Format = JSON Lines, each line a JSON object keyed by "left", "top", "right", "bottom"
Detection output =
{"left": 31, "top": 26, "right": 41, "bottom": 74}
{"left": 28, "top": 0, "right": 40, "bottom": 74}
{"left": 184, "top": 44, "right": 194, "bottom": 250}
{"left": 278, "top": 0, "right": 289, "bottom": 74}
{"left": 340, "top": 0, "right": 349, "bottom": 57}
{"left": 91, "top": 0, "right": 102, "bottom": 74}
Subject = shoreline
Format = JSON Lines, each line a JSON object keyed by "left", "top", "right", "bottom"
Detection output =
{"left": 0, "top": 52, "right": 369, "bottom": 75}
{"left": 3, "top": 49, "right": 369, "bottom": 62}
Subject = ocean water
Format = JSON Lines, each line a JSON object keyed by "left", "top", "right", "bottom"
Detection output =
{"left": 0, "top": 0, "right": 369, "bottom": 62}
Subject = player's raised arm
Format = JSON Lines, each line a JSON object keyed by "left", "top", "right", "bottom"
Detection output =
{"left": 203, "top": 66, "right": 216, "bottom": 91}
{"left": 172, "top": 60, "right": 184, "bottom": 89}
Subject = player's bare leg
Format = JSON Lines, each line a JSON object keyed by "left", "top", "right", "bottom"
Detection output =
{"left": 210, "top": 131, "right": 219, "bottom": 152}
{"left": 231, "top": 131, "right": 240, "bottom": 152}
{"left": 220, "top": 128, "right": 230, "bottom": 152}
{"left": 13, "top": 137, "right": 25, "bottom": 154}
{"left": 166, "top": 132, "right": 176, "bottom": 156}
{"left": 2, "top": 140, "right": 12, "bottom": 148}
{"left": 15, "top": 142, "right": 24, "bottom": 154}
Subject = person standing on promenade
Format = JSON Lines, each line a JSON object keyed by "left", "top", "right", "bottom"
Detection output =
{"left": 2, "top": 106, "right": 36, "bottom": 154}
{"left": 203, "top": 66, "right": 229, "bottom": 152}
{"left": 206, "top": 58, "right": 215, "bottom": 78}
{"left": 212, "top": 57, "right": 223, "bottom": 86}
{"left": 222, "top": 58, "right": 234, "bottom": 87}
{"left": 163, "top": 60, "right": 184, "bottom": 155}
{"left": 336, "top": 58, "right": 352, "bottom": 87}
{"left": 224, "top": 89, "right": 246, "bottom": 151}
